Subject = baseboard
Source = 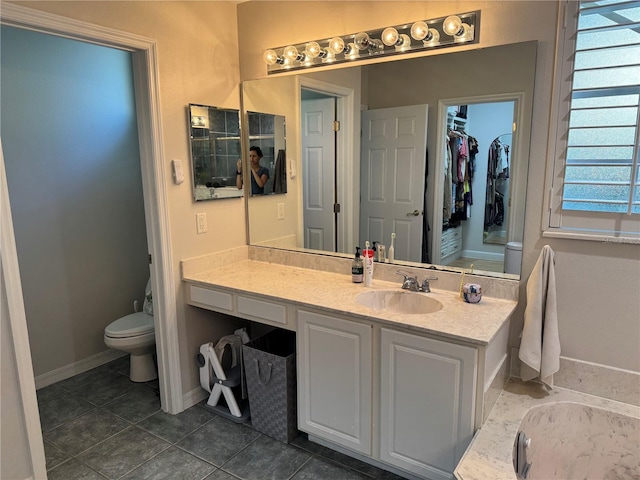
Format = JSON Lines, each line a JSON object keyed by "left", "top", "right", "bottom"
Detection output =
{"left": 34, "top": 349, "right": 126, "bottom": 390}
{"left": 460, "top": 249, "right": 504, "bottom": 261}
{"left": 183, "top": 385, "right": 208, "bottom": 410}
{"left": 511, "top": 348, "right": 640, "bottom": 406}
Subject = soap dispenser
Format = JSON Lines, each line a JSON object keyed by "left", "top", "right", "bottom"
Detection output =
{"left": 352, "top": 247, "right": 364, "bottom": 283}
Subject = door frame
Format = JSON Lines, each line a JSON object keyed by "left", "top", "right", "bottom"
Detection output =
{"left": 1, "top": 4, "right": 181, "bottom": 473}
{"left": 432, "top": 92, "right": 526, "bottom": 264}
{"left": 297, "top": 77, "right": 357, "bottom": 254}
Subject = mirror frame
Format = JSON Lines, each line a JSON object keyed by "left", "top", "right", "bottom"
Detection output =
{"left": 187, "top": 103, "right": 243, "bottom": 202}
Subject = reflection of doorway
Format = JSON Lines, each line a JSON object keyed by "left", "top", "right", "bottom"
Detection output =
{"left": 360, "top": 105, "right": 428, "bottom": 263}
{"left": 433, "top": 94, "right": 524, "bottom": 274}
{"left": 298, "top": 77, "right": 356, "bottom": 254}
{"left": 301, "top": 95, "right": 337, "bottom": 251}
{"left": 2, "top": 9, "right": 181, "bottom": 474}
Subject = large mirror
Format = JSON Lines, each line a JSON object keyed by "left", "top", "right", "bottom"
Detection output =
{"left": 241, "top": 41, "right": 537, "bottom": 279}
{"left": 243, "top": 111, "right": 287, "bottom": 195}
{"left": 188, "top": 104, "right": 243, "bottom": 201}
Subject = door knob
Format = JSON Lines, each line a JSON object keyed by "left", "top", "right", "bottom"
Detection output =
{"left": 406, "top": 210, "right": 420, "bottom": 217}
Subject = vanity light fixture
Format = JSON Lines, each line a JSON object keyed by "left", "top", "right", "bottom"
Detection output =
{"left": 263, "top": 10, "right": 479, "bottom": 74}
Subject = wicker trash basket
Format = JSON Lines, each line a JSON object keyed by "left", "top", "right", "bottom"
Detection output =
{"left": 242, "top": 329, "right": 298, "bottom": 443}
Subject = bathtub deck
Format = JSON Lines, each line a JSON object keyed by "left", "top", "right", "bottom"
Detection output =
{"left": 454, "top": 379, "right": 640, "bottom": 480}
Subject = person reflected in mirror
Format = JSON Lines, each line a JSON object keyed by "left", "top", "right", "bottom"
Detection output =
{"left": 236, "top": 146, "right": 269, "bottom": 195}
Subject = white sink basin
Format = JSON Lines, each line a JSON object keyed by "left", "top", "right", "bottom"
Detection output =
{"left": 356, "top": 290, "right": 443, "bottom": 315}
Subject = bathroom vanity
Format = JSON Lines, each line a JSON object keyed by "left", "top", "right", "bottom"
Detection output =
{"left": 182, "top": 246, "right": 517, "bottom": 480}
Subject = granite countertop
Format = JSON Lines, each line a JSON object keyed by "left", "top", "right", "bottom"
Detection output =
{"left": 183, "top": 259, "right": 517, "bottom": 346}
{"left": 454, "top": 380, "right": 640, "bottom": 480}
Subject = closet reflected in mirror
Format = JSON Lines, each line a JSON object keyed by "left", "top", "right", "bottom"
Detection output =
{"left": 245, "top": 111, "right": 287, "bottom": 196}
{"left": 439, "top": 100, "right": 518, "bottom": 274}
{"left": 188, "top": 104, "right": 243, "bottom": 201}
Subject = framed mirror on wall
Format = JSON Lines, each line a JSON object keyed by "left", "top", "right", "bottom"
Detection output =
{"left": 188, "top": 104, "right": 243, "bottom": 201}
{"left": 244, "top": 111, "right": 287, "bottom": 196}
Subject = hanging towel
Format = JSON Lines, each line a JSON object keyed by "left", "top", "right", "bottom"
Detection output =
{"left": 519, "top": 245, "right": 560, "bottom": 387}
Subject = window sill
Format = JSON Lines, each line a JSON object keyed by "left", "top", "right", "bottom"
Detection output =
{"left": 542, "top": 228, "right": 640, "bottom": 245}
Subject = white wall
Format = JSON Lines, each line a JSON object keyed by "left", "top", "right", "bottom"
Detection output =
{"left": 237, "top": 1, "right": 640, "bottom": 373}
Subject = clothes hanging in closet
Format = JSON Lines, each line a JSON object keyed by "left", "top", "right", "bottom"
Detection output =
{"left": 444, "top": 129, "right": 478, "bottom": 227}
{"left": 485, "top": 138, "right": 509, "bottom": 227}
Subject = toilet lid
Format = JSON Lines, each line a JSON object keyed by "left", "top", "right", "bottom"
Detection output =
{"left": 105, "top": 312, "right": 154, "bottom": 338}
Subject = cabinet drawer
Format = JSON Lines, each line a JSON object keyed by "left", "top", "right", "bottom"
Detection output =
{"left": 189, "top": 285, "right": 233, "bottom": 311}
{"left": 238, "top": 295, "right": 287, "bottom": 324}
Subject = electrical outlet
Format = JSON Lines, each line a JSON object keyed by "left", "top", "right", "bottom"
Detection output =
{"left": 196, "top": 213, "right": 207, "bottom": 234}
{"left": 277, "top": 203, "right": 285, "bottom": 220}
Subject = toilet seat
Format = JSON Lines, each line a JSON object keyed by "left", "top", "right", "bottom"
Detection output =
{"left": 105, "top": 312, "right": 154, "bottom": 338}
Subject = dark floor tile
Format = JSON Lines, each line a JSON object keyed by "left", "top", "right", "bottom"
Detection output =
{"left": 37, "top": 383, "right": 66, "bottom": 407}
{"left": 39, "top": 392, "right": 95, "bottom": 432}
{"left": 47, "top": 458, "right": 107, "bottom": 480}
{"left": 291, "top": 435, "right": 384, "bottom": 478}
{"left": 203, "top": 470, "right": 239, "bottom": 480}
{"left": 138, "top": 405, "right": 216, "bottom": 443}
{"left": 291, "top": 456, "right": 372, "bottom": 480}
{"left": 222, "top": 435, "right": 311, "bottom": 480}
{"left": 103, "top": 384, "right": 161, "bottom": 423}
{"left": 120, "top": 446, "right": 216, "bottom": 480}
{"left": 44, "top": 440, "right": 69, "bottom": 470}
{"left": 102, "top": 354, "right": 130, "bottom": 376}
{"left": 78, "top": 426, "right": 170, "bottom": 480}
{"left": 55, "top": 366, "right": 110, "bottom": 390}
{"left": 69, "top": 370, "right": 136, "bottom": 406}
{"left": 177, "top": 414, "right": 260, "bottom": 466}
{"left": 44, "top": 409, "right": 130, "bottom": 456}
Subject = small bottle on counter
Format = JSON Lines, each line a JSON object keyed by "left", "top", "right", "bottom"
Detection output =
{"left": 363, "top": 241, "right": 375, "bottom": 287}
{"left": 352, "top": 246, "right": 364, "bottom": 283}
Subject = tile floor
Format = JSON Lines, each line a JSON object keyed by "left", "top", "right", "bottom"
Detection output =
{"left": 38, "top": 356, "right": 406, "bottom": 480}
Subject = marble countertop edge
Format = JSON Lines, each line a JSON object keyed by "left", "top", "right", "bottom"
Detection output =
{"left": 182, "top": 259, "right": 517, "bottom": 346}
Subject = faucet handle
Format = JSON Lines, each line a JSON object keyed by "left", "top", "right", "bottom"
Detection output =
{"left": 396, "top": 271, "right": 419, "bottom": 291}
{"left": 420, "top": 276, "right": 438, "bottom": 293}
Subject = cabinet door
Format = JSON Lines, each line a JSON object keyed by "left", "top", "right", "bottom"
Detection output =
{"left": 380, "top": 328, "right": 477, "bottom": 480}
{"left": 297, "top": 310, "right": 372, "bottom": 455}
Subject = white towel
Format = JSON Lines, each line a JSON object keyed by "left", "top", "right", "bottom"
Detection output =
{"left": 519, "top": 245, "right": 560, "bottom": 387}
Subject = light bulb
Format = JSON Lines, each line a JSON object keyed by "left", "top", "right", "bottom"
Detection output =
{"left": 344, "top": 43, "right": 358, "bottom": 57}
{"left": 328, "top": 36, "right": 345, "bottom": 54}
{"left": 423, "top": 28, "right": 440, "bottom": 45}
{"left": 305, "top": 41, "right": 322, "bottom": 58}
{"left": 456, "top": 23, "right": 473, "bottom": 42}
{"left": 283, "top": 45, "right": 302, "bottom": 61}
{"left": 381, "top": 27, "right": 399, "bottom": 46}
{"left": 410, "top": 21, "right": 428, "bottom": 41}
{"left": 443, "top": 15, "right": 463, "bottom": 36}
{"left": 398, "top": 34, "right": 412, "bottom": 49}
{"left": 263, "top": 49, "right": 281, "bottom": 65}
{"left": 354, "top": 32, "right": 371, "bottom": 51}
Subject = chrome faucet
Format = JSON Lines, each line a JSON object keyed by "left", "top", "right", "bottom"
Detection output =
{"left": 396, "top": 271, "right": 420, "bottom": 291}
{"left": 396, "top": 271, "right": 438, "bottom": 293}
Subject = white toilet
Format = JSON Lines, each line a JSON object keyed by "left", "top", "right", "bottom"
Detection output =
{"left": 104, "top": 280, "right": 157, "bottom": 382}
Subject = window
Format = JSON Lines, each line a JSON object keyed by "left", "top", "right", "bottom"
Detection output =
{"left": 546, "top": 0, "right": 640, "bottom": 241}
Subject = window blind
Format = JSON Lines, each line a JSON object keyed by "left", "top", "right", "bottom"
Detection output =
{"left": 562, "top": 0, "right": 640, "bottom": 215}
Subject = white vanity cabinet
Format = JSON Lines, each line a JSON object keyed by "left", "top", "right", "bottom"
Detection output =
{"left": 297, "top": 309, "right": 479, "bottom": 480}
{"left": 297, "top": 310, "right": 373, "bottom": 455}
{"left": 379, "top": 328, "right": 476, "bottom": 480}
